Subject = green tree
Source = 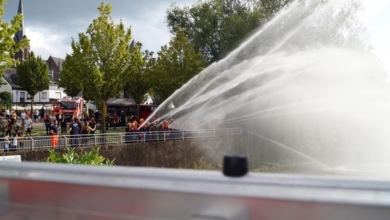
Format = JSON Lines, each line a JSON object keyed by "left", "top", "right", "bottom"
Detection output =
{"left": 166, "top": 0, "right": 292, "bottom": 63}
{"left": 61, "top": 3, "right": 132, "bottom": 132}
{"left": 124, "top": 42, "right": 153, "bottom": 104}
{"left": 0, "top": 91, "right": 12, "bottom": 109}
{"left": 16, "top": 52, "right": 50, "bottom": 114}
{"left": 57, "top": 54, "right": 83, "bottom": 97}
{"left": 149, "top": 29, "right": 207, "bottom": 104}
{"left": 0, "top": 0, "right": 29, "bottom": 78}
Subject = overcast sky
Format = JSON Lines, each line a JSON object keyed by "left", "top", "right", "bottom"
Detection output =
{"left": 3, "top": 0, "right": 196, "bottom": 59}
{"left": 2, "top": 0, "right": 389, "bottom": 74}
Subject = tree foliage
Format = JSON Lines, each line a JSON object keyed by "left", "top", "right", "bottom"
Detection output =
{"left": 123, "top": 42, "right": 153, "bottom": 104}
{"left": 16, "top": 51, "right": 50, "bottom": 113}
{"left": 0, "top": 0, "right": 29, "bottom": 78}
{"left": 58, "top": 54, "right": 83, "bottom": 97}
{"left": 166, "top": 0, "right": 292, "bottom": 63}
{"left": 0, "top": 91, "right": 12, "bottom": 109}
{"left": 60, "top": 3, "right": 132, "bottom": 132}
{"left": 149, "top": 30, "right": 207, "bottom": 104}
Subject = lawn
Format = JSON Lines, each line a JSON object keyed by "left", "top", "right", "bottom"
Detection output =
{"left": 29, "top": 127, "right": 127, "bottom": 137}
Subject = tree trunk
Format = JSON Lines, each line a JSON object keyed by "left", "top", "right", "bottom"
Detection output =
{"left": 30, "top": 95, "right": 34, "bottom": 120}
{"left": 101, "top": 100, "right": 107, "bottom": 133}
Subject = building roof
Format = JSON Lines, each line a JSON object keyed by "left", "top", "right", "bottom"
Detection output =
{"left": 107, "top": 98, "right": 136, "bottom": 106}
{"left": 48, "top": 56, "right": 65, "bottom": 71}
{"left": 3, "top": 68, "right": 60, "bottom": 90}
{"left": 2, "top": 68, "right": 22, "bottom": 89}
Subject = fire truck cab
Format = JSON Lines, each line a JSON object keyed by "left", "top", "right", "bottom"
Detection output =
{"left": 52, "top": 97, "right": 85, "bottom": 121}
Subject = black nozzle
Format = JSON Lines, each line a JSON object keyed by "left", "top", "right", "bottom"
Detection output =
{"left": 223, "top": 155, "right": 248, "bottom": 177}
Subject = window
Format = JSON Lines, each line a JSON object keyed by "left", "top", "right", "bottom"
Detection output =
{"left": 60, "top": 102, "right": 76, "bottom": 109}
{"left": 54, "top": 92, "right": 61, "bottom": 99}
{"left": 42, "top": 92, "right": 47, "bottom": 99}
{"left": 20, "top": 92, "right": 25, "bottom": 103}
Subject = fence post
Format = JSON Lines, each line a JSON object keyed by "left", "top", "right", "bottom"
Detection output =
{"left": 94, "top": 135, "right": 97, "bottom": 146}
{"left": 31, "top": 138, "right": 34, "bottom": 151}
{"left": 64, "top": 136, "right": 68, "bottom": 148}
{"left": 120, "top": 134, "right": 123, "bottom": 144}
{"left": 182, "top": 131, "right": 185, "bottom": 140}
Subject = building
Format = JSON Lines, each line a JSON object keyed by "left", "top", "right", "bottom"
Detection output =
{"left": 47, "top": 55, "right": 64, "bottom": 81}
{"left": 13, "top": 0, "right": 29, "bottom": 61}
{"left": 1, "top": 69, "right": 66, "bottom": 105}
{"left": 0, "top": 0, "right": 68, "bottom": 107}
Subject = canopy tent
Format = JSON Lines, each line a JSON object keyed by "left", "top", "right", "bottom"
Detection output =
{"left": 11, "top": 105, "right": 24, "bottom": 111}
{"left": 12, "top": 105, "right": 52, "bottom": 111}
{"left": 107, "top": 98, "right": 136, "bottom": 107}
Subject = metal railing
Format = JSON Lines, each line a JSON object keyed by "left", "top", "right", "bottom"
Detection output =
{"left": 0, "top": 128, "right": 242, "bottom": 151}
{"left": 1, "top": 162, "right": 390, "bottom": 220}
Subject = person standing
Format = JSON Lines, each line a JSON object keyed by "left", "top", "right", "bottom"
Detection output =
{"left": 55, "top": 112, "right": 60, "bottom": 122}
{"left": 50, "top": 120, "right": 59, "bottom": 148}
{"left": 120, "top": 110, "right": 126, "bottom": 128}
{"left": 60, "top": 113, "right": 68, "bottom": 135}
{"left": 25, "top": 116, "right": 33, "bottom": 137}
{"left": 113, "top": 113, "right": 119, "bottom": 130}
{"left": 44, "top": 115, "right": 51, "bottom": 135}
{"left": 81, "top": 122, "right": 90, "bottom": 146}
{"left": 11, "top": 111, "right": 17, "bottom": 125}
{"left": 12, "top": 134, "right": 18, "bottom": 150}
{"left": 20, "top": 110, "right": 26, "bottom": 125}
{"left": 5, "top": 119, "right": 12, "bottom": 137}
{"left": 9, "top": 112, "right": 16, "bottom": 135}
{"left": 34, "top": 109, "right": 40, "bottom": 122}
{"left": 2, "top": 136, "right": 10, "bottom": 152}
{"left": 40, "top": 107, "right": 45, "bottom": 121}
{"left": 83, "top": 114, "right": 91, "bottom": 123}
{"left": 89, "top": 118, "right": 96, "bottom": 135}
{"left": 69, "top": 118, "right": 81, "bottom": 147}
{"left": 5, "top": 109, "right": 10, "bottom": 119}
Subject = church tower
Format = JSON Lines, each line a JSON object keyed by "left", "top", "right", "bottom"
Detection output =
{"left": 14, "top": 0, "right": 30, "bottom": 61}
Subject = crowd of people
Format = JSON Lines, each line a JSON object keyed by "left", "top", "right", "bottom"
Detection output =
{"left": 42, "top": 113, "right": 98, "bottom": 148}
{"left": 0, "top": 108, "right": 41, "bottom": 151}
{"left": 1, "top": 108, "right": 176, "bottom": 151}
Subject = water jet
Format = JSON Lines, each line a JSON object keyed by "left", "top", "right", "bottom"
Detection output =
{"left": 145, "top": 0, "right": 390, "bottom": 175}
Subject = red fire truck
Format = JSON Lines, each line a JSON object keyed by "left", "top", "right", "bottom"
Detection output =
{"left": 52, "top": 97, "right": 85, "bottom": 121}
{"left": 106, "top": 98, "right": 156, "bottom": 126}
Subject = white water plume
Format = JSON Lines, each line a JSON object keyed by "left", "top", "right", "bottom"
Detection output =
{"left": 145, "top": 0, "right": 390, "bottom": 172}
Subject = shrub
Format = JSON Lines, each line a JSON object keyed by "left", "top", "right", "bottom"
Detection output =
{"left": 46, "top": 147, "right": 114, "bottom": 166}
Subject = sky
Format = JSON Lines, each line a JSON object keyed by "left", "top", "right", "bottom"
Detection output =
{"left": 3, "top": 0, "right": 196, "bottom": 59}
{"left": 2, "top": 0, "right": 390, "bottom": 74}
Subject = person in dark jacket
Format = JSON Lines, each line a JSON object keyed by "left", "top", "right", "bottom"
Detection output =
{"left": 60, "top": 113, "right": 68, "bottom": 135}
{"left": 40, "top": 107, "right": 45, "bottom": 121}
{"left": 69, "top": 118, "right": 81, "bottom": 147}
{"left": 44, "top": 115, "right": 51, "bottom": 135}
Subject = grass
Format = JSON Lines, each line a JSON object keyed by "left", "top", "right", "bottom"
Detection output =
{"left": 26, "top": 127, "right": 128, "bottom": 137}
